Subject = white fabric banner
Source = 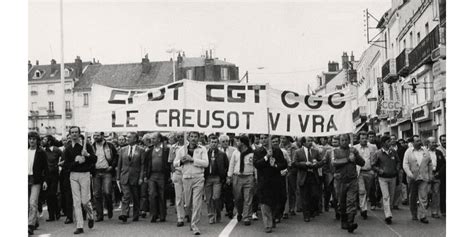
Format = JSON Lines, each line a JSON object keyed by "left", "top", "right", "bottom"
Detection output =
{"left": 88, "top": 80, "right": 353, "bottom": 136}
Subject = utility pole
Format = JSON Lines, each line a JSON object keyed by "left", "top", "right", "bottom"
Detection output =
{"left": 60, "top": 0, "right": 66, "bottom": 136}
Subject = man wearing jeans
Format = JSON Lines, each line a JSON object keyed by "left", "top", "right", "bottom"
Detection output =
{"left": 427, "top": 137, "right": 445, "bottom": 219}
{"left": 403, "top": 135, "right": 433, "bottom": 224}
{"left": 353, "top": 131, "right": 377, "bottom": 220}
{"left": 63, "top": 126, "right": 97, "bottom": 234}
{"left": 226, "top": 135, "right": 255, "bottom": 226}
{"left": 28, "top": 131, "right": 49, "bottom": 235}
{"left": 92, "top": 132, "right": 118, "bottom": 221}
{"left": 371, "top": 136, "right": 400, "bottom": 224}
{"left": 174, "top": 131, "right": 209, "bottom": 235}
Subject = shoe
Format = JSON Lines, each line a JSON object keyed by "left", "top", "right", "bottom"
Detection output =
{"left": 73, "top": 228, "right": 84, "bottom": 235}
{"left": 177, "top": 221, "right": 184, "bottom": 227}
{"left": 402, "top": 200, "right": 409, "bottom": 206}
{"left": 361, "top": 211, "right": 367, "bottom": 220}
{"left": 290, "top": 211, "right": 296, "bottom": 216}
{"left": 227, "top": 212, "right": 234, "bottom": 219}
{"left": 140, "top": 211, "right": 146, "bottom": 218}
{"left": 304, "top": 218, "right": 310, "bottom": 222}
{"left": 56, "top": 212, "right": 62, "bottom": 220}
{"left": 216, "top": 213, "right": 221, "bottom": 223}
{"left": 432, "top": 213, "right": 441, "bottom": 219}
{"left": 28, "top": 225, "right": 34, "bottom": 235}
{"left": 185, "top": 215, "right": 191, "bottom": 223}
{"left": 119, "top": 215, "right": 128, "bottom": 223}
{"left": 265, "top": 227, "right": 272, "bottom": 233}
{"left": 283, "top": 213, "right": 289, "bottom": 219}
{"left": 150, "top": 216, "right": 157, "bottom": 223}
{"left": 335, "top": 212, "right": 341, "bottom": 220}
{"left": 108, "top": 210, "right": 114, "bottom": 219}
{"left": 88, "top": 219, "right": 94, "bottom": 229}
{"left": 209, "top": 219, "right": 216, "bottom": 224}
{"left": 272, "top": 221, "right": 276, "bottom": 228}
{"left": 244, "top": 220, "right": 251, "bottom": 226}
{"left": 325, "top": 206, "right": 329, "bottom": 212}
{"left": 64, "top": 218, "right": 73, "bottom": 224}
{"left": 132, "top": 217, "right": 139, "bottom": 222}
{"left": 193, "top": 230, "right": 201, "bottom": 235}
{"left": 370, "top": 206, "right": 376, "bottom": 210}
{"left": 385, "top": 216, "right": 392, "bottom": 225}
{"left": 46, "top": 217, "right": 56, "bottom": 222}
{"left": 237, "top": 214, "right": 243, "bottom": 222}
{"left": 252, "top": 213, "right": 258, "bottom": 220}
{"left": 393, "top": 206, "right": 400, "bottom": 210}
{"left": 420, "top": 218, "right": 429, "bottom": 224}
{"left": 96, "top": 217, "right": 104, "bottom": 222}
{"left": 347, "top": 223, "right": 358, "bottom": 233}
{"left": 35, "top": 222, "right": 39, "bottom": 230}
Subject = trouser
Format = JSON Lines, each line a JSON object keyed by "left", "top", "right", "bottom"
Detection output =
{"left": 140, "top": 181, "right": 149, "bottom": 213}
{"left": 429, "top": 179, "right": 441, "bottom": 215}
{"left": 121, "top": 183, "right": 140, "bottom": 219}
{"left": 286, "top": 169, "right": 297, "bottom": 213}
{"left": 300, "top": 173, "right": 318, "bottom": 219}
{"left": 392, "top": 171, "right": 403, "bottom": 207}
{"left": 183, "top": 176, "right": 205, "bottom": 232}
{"left": 358, "top": 171, "right": 374, "bottom": 212}
{"left": 148, "top": 173, "right": 167, "bottom": 220}
{"left": 232, "top": 175, "right": 254, "bottom": 221}
{"left": 205, "top": 176, "right": 222, "bottom": 222}
{"left": 70, "top": 172, "right": 94, "bottom": 229}
{"left": 440, "top": 177, "right": 446, "bottom": 215}
{"left": 315, "top": 175, "right": 323, "bottom": 213}
{"left": 323, "top": 173, "right": 337, "bottom": 210}
{"left": 370, "top": 176, "right": 382, "bottom": 206}
{"left": 92, "top": 170, "right": 113, "bottom": 219}
{"left": 260, "top": 204, "right": 273, "bottom": 229}
{"left": 336, "top": 178, "right": 358, "bottom": 226}
{"left": 112, "top": 176, "right": 122, "bottom": 206}
{"left": 222, "top": 182, "right": 234, "bottom": 216}
{"left": 275, "top": 177, "right": 287, "bottom": 219}
{"left": 252, "top": 192, "right": 259, "bottom": 214}
{"left": 409, "top": 179, "right": 429, "bottom": 219}
{"left": 172, "top": 172, "right": 186, "bottom": 222}
{"left": 46, "top": 173, "right": 60, "bottom": 219}
{"left": 28, "top": 176, "right": 41, "bottom": 227}
{"left": 378, "top": 177, "right": 396, "bottom": 218}
{"left": 60, "top": 172, "right": 73, "bottom": 220}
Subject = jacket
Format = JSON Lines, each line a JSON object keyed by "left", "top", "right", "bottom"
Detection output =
{"left": 431, "top": 149, "right": 445, "bottom": 180}
{"left": 294, "top": 147, "right": 323, "bottom": 186}
{"left": 30, "top": 148, "right": 49, "bottom": 185}
{"left": 63, "top": 142, "right": 97, "bottom": 173}
{"left": 371, "top": 149, "right": 400, "bottom": 178}
{"left": 403, "top": 147, "right": 433, "bottom": 182}
{"left": 253, "top": 146, "right": 288, "bottom": 205}
{"left": 204, "top": 148, "right": 229, "bottom": 181}
{"left": 331, "top": 147, "right": 365, "bottom": 182}
{"left": 144, "top": 144, "right": 170, "bottom": 180}
{"left": 117, "top": 145, "right": 145, "bottom": 185}
{"left": 92, "top": 141, "right": 118, "bottom": 175}
{"left": 174, "top": 145, "right": 209, "bottom": 179}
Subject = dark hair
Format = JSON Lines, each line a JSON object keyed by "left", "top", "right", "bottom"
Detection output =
{"left": 367, "top": 131, "right": 376, "bottom": 136}
{"left": 69, "top": 126, "right": 81, "bottom": 134}
{"left": 398, "top": 139, "right": 405, "bottom": 143}
{"left": 208, "top": 134, "right": 218, "bottom": 141}
{"left": 439, "top": 134, "right": 446, "bottom": 140}
{"left": 380, "top": 136, "right": 391, "bottom": 144}
{"left": 339, "top": 134, "right": 350, "bottom": 141}
{"left": 413, "top": 135, "right": 420, "bottom": 139}
{"left": 299, "top": 137, "right": 306, "bottom": 144}
{"left": 45, "top": 135, "right": 56, "bottom": 145}
{"left": 271, "top": 135, "right": 280, "bottom": 141}
{"left": 239, "top": 135, "right": 251, "bottom": 148}
{"left": 28, "top": 131, "right": 41, "bottom": 147}
{"left": 406, "top": 137, "right": 414, "bottom": 143}
{"left": 358, "top": 131, "right": 368, "bottom": 139}
{"left": 188, "top": 131, "right": 200, "bottom": 137}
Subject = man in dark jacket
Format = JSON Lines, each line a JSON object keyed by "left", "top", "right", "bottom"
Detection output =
{"left": 204, "top": 135, "right": 229, "bottom": 224}
{"left": 427, "top": 137, "right": 446, "bottom": 219}
{"left": 42, "top": 135, "right": 62, "bottom": 222}
{"left": 331, "top": 134, "right": 365, "bottom": 233}
{"left": 28, "top": 131, "right": 49, "bottom": 235}
{"left": 63, "top": 126, "right": 97, "bottom": 235}
{"left": 144, "top": 132, "right": 170, "bottom": 222}
{"left": 253, "top": 135, "right": 288, "bottom": 233}
{"left": 371, "top": 136, "right": 400, "bottom": 225}
{"left": 92, "top": 132, "right": 118, "bottom": 221}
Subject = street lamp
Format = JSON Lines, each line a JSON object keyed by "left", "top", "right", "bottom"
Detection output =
{"left": 166, "top": 48, "right": 182, "bottom": 82}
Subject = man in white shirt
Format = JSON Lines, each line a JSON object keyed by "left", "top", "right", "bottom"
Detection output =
{"left": 219, "top": 134, "right": 237, "bottom": 219}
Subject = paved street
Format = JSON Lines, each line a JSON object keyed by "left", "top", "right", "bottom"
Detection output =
{"left": 32, "top": 203, "right": 445, "bottom": 237}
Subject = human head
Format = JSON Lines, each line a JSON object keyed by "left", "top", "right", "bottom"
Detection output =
{"left": 358, "top": 131, "right": 368, "bottom": 146}
{"left": 332, "top": 135, "right": 340, "bottom": 147}
{"left": 219, "top": 134, "right": 231, "bottom": 148}
{"left": 339, "top": 134, "right": 350, "bottom": 149}
{"left": 259, "top": 134, "right": 268, "bottom": 145}
{"left": 93, "top": 131, "right": 105, "bottom": 143}
{"left": 188, "top": 131, "right": 200, "bottom": 147}
{"left": 28, "top": 131, "right": 41, "bottom": 149}
{"left": 319, "top": 136, "right": 328, "bottom": 146}
{"left": 176, "top": 132, "right": 185, "bottom": 145}
{"left": 281, "top": 136, "right": 293, "bottom": 145}
{"left": 413, "top": 135, "right": 422, "bottom": 149}
{"left": 209, "top": 134, "right": 219, "bottom": 150}
{"left": 69, "top": 126, "right": 81, "bottom": 142}
{"left": 390, "top": 134, "right": 397, "bottom": 144}
{"left": 428, "top": 137, "right": 438, "bottom": 151}
{"left": 127, "top": 132, "right": 139, "bottom": 146}
{"left": 271, "top": 135, "right": 280, "bottom": 149}
{"left": 398, "top": 139, "right": 406, "bottom": 147}
{"left": 151, "top": 132, "right": 163, "bottom": 146}
{"left": 118, "top": 135, "right": 126, "bottom": 146}
{"left": 380, "top": 136, "right": 391, "bottom": 149}
{"left": 439, "top": 134, "right": 446, "bottom": 148}
{"left": 43, "top": 135, "right": 56, "bottom": 147}
{"left": 168, "top": 132, "right": 177, "bottom": 145}
{"left": 237, "top": 135, "right": 251, "bottom": 151}
{"left": 304, "top": 137, "right": 313, "bottom": 149}
{"left": 367, "top": 131, "right": 376, "bottom": 144}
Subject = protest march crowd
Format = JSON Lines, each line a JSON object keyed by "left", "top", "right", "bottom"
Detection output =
{"left": 27, "top": 127, "right": 446, "bottom": 235}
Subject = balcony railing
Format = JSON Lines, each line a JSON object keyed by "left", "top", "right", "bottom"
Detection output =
{"left": 66, "top": 109, "right": 73, "bottom": 119}
{"left": 396, "top": 48, "right": 412, "bottom": 77}
{"left": 30, "top": 91, "right": 38, "bottom": 96}
{"left": 382, "top": 58, "right": 398, "bottom": 84}
{"left": 409, "top": 25, "right": 440, "bottom": 73}
{"left": 29, "top": 110, "right": 39, "bottom": 117}
{"left": 47, "top": 110, "right": 55, "bottom": 116}
{"left": 47, "top": 90, "right": 55, "bottom": 95}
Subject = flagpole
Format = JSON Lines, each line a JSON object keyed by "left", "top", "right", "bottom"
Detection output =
{"left": 265, "top": 83, "right": 271, "bottom": 150}
{"left": 60, "top": 0, "right": 66, "bottom": 136}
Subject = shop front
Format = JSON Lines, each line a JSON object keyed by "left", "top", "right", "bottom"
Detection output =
{"left": 412, "top": 101, "right": 436, "bottom": 140}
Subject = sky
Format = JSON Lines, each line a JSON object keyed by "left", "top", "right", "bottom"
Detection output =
{"left": 29, "top": 0, "right": 390, "bottom": 93}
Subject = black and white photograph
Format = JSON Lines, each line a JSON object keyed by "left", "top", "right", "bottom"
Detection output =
{"left": 3, "top": 0, "right": 464, "bottom": 235}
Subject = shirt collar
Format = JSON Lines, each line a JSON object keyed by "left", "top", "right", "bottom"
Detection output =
{"left": 382, "top": 147, "right": 390, "bottom": 154}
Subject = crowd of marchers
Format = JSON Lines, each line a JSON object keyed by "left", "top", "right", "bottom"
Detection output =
{"left": 27, "top": 128, "right": 446, "bottom": 235}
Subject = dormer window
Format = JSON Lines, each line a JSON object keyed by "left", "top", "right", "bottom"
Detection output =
{"left": 33, "top": 70, "right": 43, "bottom": 79}
{"left": 65, "top": 68, "right": 71, "bottom": 77}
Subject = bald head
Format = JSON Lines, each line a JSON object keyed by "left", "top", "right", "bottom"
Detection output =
{"left": 428, "top": 136, "right": 437, "bottom": 150}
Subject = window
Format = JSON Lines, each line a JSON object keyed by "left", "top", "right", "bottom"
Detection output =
{"left": 47, "top": 84, "right": 55, "bottom": 95}
{"left": 221, "top": 67, "right": 229, "bottom": 81}
{"left": 417, "top": 32, "right": 421, "bottom": 44}
{"left": 425, "top": 23, "right": 429, "bottom": 35}
{"left": 31, "top": 102, "right": 37, "bottom": 111}
{"left": 48, "top": 101, "right": 54, "bottom": 112}
{"left": 66, "top": 101, "right": 71, "bottom": 110}
{"left": 186, "top": 69, "right": 193, "bottom": 80}
{"left": 409, "top": 32, "right": 413, "bottom": 48}
{"left": 83, "top": 93, "right": 89, "bottom": 106}
{"left": 403, "top": 39, "right": 406, "bottom": 49}
{"left": 65, "top": 83, "right": 72, "bottom": 94}
{"left": 64, "top": 68, "right": 71, "bottom": 77}
{"left": 30, "top": 86, "right": 38, "bottom": 96}
{"left": 33, "top": 70, "right": 43, "bottom": 79}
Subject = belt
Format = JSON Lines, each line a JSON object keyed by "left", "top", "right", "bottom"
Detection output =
{"left": 233, "top": 173, "right": 253, "bottom": 177}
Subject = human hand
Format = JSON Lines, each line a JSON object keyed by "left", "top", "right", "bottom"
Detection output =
{"left": 280, "top": 169, "right": 288, "bottom": 176}
{"left": 269, "top": 157, "right": 276, "bottom": 167}
{"left": 138, "top": 179, "right": 143, "bottom": 185}
{"left": 348, "top": 152, "right": 355, "bottom": 162}
{"left": 42, "top": 182, "right": 48, "bottom": 191}
{"left": 81, "top": 149, "right": 90, "bottom": 157}
{"left": 226, "top": 177, "right": 231, "bottom": 186}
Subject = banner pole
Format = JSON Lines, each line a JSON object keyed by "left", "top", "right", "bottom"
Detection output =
{"left": 266, "top": 83, "right": 271, "bottom": 150}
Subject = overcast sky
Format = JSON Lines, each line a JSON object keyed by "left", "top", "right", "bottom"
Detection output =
{"left": 29, "top": 0, "right": 390, "bottom": 93}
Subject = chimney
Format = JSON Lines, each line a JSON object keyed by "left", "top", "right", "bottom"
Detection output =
{"left": 328, "top": 61, "right": 339, "bottom": 72}
{"left": 51, "top": 59, "right": 57, "bottom": 65}
{"left": 141, "top": 53, "right": 151, "bottom": 74}
{"left": 182, "top": 51, "right": 186, "bottom": 57}
{"left": 210, "top": 50, "right": 213, "bottom": 59}
{"left": 75, "top": 56, "right": 83, "bottom": 77}
{"left": 177, "top": 52, "right": 183, "bottom": 64}
{"left": 28, "top": 60, "right": 32, "bottom": 70}
{"left": 51, "top": 59, "right": 59, "bottom": 74}
{"left": 93, "top": 58, "right": 96, "bottom": 64}
{"left": 341, "top": 52, "right": 349, "bottom": 69}
{"left": 350, "top": 51, "right": 355, "bottom": 62}
{"left": 36, "top": 60, "right": 39, "bottom": 65}
{"left": 205, "top": 50, "right": 209, "bottom": 59}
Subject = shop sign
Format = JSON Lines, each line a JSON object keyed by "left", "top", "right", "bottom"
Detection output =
{"left": 412, "top": 103, "right": 431, "bottom": 122}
